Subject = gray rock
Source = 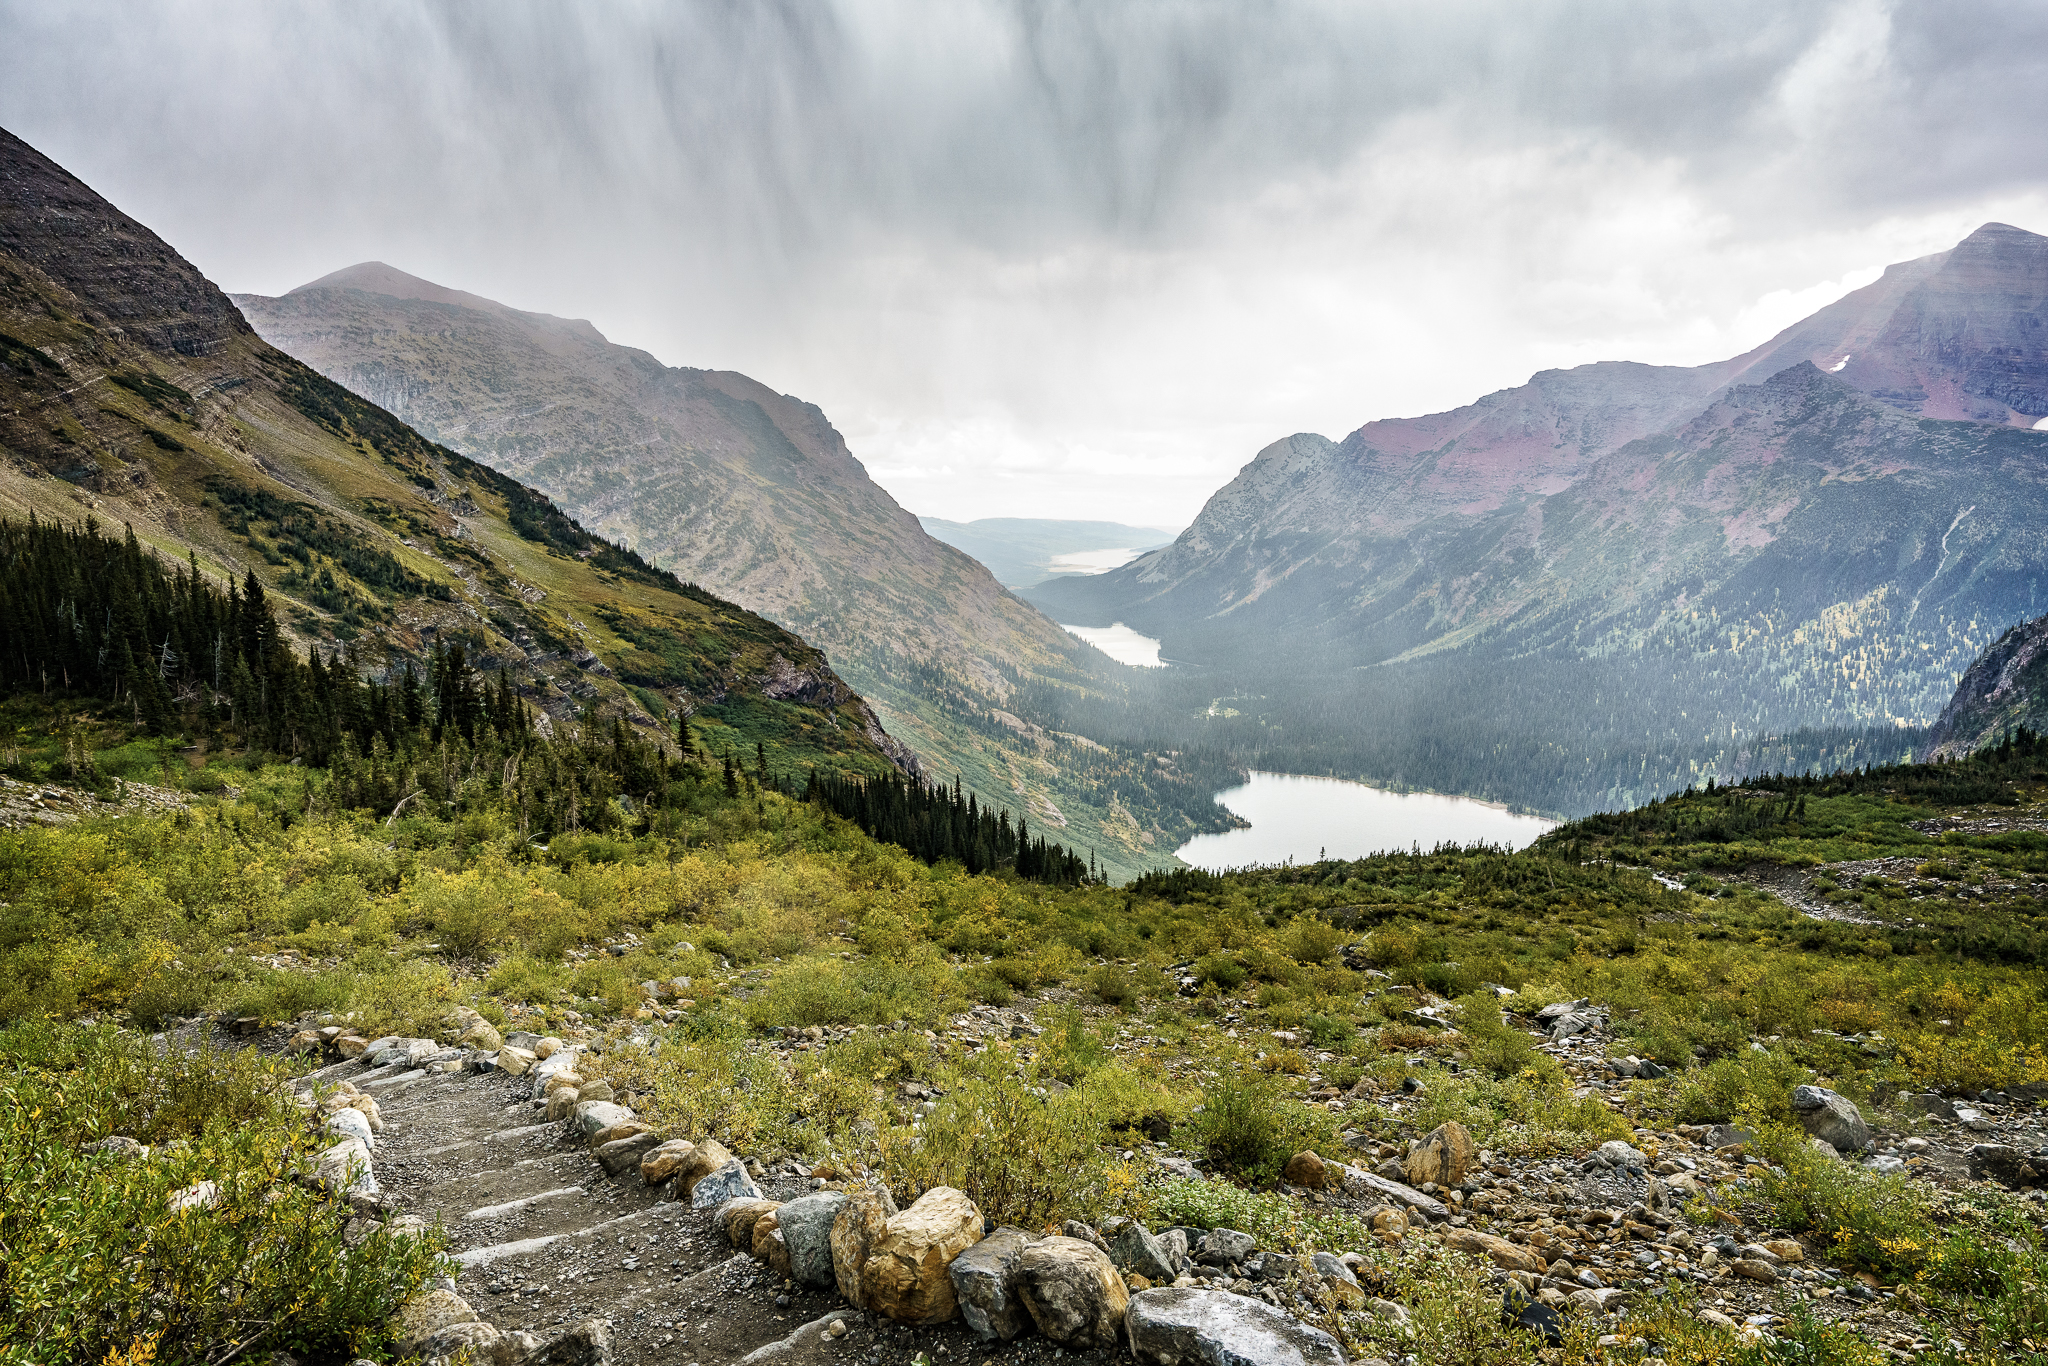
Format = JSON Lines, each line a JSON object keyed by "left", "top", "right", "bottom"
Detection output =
{"left": 324, "top": 1107, "right": 376, "bottom": 1149}
{"left": 595, "top": 1131, "right": 664, "bottom": 1177}
{"left": 775, "top": 1190, "right": 848, "bottom": 1289}
{"left": 525, "top": 1318, "right": 614, "bottom": 1365}
{"left": 1194, "top": 1228, "right": 1255, "bottom": 1265}
{"left": 1125, "top": 1287, "right": 1344, "bottom": 1366}
{"left": 950, "top": 1226, "right": 1038, "bottom": 1340}
{"left": 1061, "top": 1219, "right": 1110, "bottom": 1253}
{"left": 1016, "top": 1236, "right": 1130, "bottom": 1349}
{"left": 1112, "top": 1222, "right": 1178, "bottom": 1283}
{"left": 83, "top": 1135, "right": 145, "bottom": 1159}
{"left": 313, "top": 1138, "right": 377, "bottom": 1196}
{"left": 1309, "top": 1252, "right": 1356, "bottom": 1287}
{"left": 1596, "top": 1140, "right": 1648, "bottom": 1169}
{"left": 1864, "top": 1155, "right": 1908, "bottom": 1174}
{"left": 1791, "top": 1085, "right": 1869, "bottom": 1152}
{"left": 690, "top": 1159, "right": 764, "bottom": 1209}
{"left": 570, "top": 1100, "right": 633, "bottom": 1141}
{"left": 1335, "top": 1165, "right": 1450, "bottom": 1221}
{"left": 1703, "top": 1123, "right": 1754, "bottom": 1149}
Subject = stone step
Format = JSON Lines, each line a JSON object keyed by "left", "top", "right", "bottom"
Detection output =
{"left": 464, "top": 1186, "right": 586, "bottom": 1222}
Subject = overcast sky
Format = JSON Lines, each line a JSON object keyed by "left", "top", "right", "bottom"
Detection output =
{"left": 5, "top": 1, "right": 2047, "bottom": 526}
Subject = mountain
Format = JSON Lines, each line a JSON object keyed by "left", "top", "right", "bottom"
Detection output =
{"left": 1029, "top": 224, "right": 2048, "bottom": 813}
{"left": 0, "top": 127, "right": 899, "bottom": 777}
{"left": 232, "top": 267, "right": 1238, "bottom": 879}
{"left": 917, "top": 517, "right": 1178, "bottom": 589}
{"left": 1924, "top": 614, "right": 2048, "bottom": 759}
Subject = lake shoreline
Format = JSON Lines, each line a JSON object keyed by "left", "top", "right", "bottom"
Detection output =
{"left": 1176, "top": 770, "right": 1558, "bottom": 871}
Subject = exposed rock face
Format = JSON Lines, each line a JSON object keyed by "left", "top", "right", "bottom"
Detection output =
{"left": 1124, "top": 1287, "right": 1345, "bottom": 1366}
{"left": 1791, "top": 1085, "right": 1870, "bottom": 1152}
{"left": 949, "top": 1226, "right": 1040, "bottom": 1341}
{"left": 1923, "top": 613, "right": 2048, "bottom": 758}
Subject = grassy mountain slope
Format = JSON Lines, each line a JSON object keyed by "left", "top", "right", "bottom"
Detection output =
{"left": 0, "top": 127, "right": 896, "bottom": 777}
{"left": 233, "top": 266, "right": 1238, "bottom": 880}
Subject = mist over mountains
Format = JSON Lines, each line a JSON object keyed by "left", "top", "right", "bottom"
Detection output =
{"left": 1030, "top": 224, "right": 2048, "bottom": 813}
{"left": 234, "top": 267, "right": 1242, "bottom": 879}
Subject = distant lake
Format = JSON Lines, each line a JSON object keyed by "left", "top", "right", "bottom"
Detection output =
{"left": 1175, "top": 771, "right": 1557, "bottom": 870}
{"left": 1060, "top": 622, "right": 1166, "bottom": 668}
{"left": 1045, "top": 546, "right": 1148, "bottom": 574}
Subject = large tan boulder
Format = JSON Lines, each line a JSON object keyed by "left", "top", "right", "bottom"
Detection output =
{"left": 1404, "top": 1120, "right": 1476, "bottom": 1188}
{"left": 393, "top": 1288, "right": 478, "bottom": 1352}
{"left": 1016, "top": 1236, "right": 1129, "bottom": 1348}
{"left": 833, "top": 1185, "right": 982, "bottom": 1323}
{"left": 641, "top": 1139, "right": 696, "bottom": 1185}
{"left": 1282, "top": 1150, "right": 1327, "bottom": 1189}
{"left": 1441, "top": 1227, "right": 1543, "bottom": 1272}
{"left": 675, "top": 1139, "right": 736, "bottom": 1198}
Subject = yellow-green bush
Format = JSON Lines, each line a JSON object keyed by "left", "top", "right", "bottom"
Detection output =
{"left": 0, "top": 1023, "right": 442, "bottom": 1365}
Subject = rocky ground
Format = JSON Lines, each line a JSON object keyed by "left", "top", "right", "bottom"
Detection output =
{"left": 173, "top": 962, "right": 2048, "bottom": 1366}
{"left": 0, "top": 772, "right": 187, "bottom": 828}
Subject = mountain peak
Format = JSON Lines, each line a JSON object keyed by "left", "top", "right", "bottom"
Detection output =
{"left": 286, "top": 261, "right": 608, "bottom": 343}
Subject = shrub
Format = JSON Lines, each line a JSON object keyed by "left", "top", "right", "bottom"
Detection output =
{"left": 741, "top": 946, "right": 962, "bottom": 1030}
{"left": 0, "top": 1022, "right": 443, "bottom": 1364}
{"left": 1750, "top": 1125, "right": 1934, "bottom": 1278}
{"left": 1655, "top": 1049, "right": 1810, "bottom": 1126}
{"left": 1147, "top": 1175, "right": 1366, "bottom": 1256}
{"left": 1196, "top": 952, "right": 1246, "bottom": 992}
{"left": 1285, "top": 916, "right": 1342, "bottom": 965}
{"left": 1183, "top": 1067, "right": 1336, "bottom": 1185}
{"left": 876, "top": 1048, "right": 1146, "bottom": 1228}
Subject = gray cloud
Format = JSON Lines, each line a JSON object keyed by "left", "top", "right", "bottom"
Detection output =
{"left": 4, "top": 1, "right": 2044, "bottom": 522}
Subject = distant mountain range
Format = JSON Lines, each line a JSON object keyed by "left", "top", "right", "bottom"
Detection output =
{"left": 234, "top": 268, "right": 1237, "bottom": 878}
{"left": 1031, "top": 224, "right": 2048, "bottom": 812}
{"left": 0, "top": 128, "right": 898, "bottom": 778}
{"left": 916, "top": 517, "right": 1178, "bottom": 590}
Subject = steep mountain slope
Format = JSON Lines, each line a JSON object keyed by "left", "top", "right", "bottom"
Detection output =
{"left": 0, "top": 127, "right": 898, "bottom": 776}
{"left": 1923, "top": 613, "right": 2048, "bottom": 758}
{"left": 233, "top": 267, "right": 1238, "bottom": 879}
{"left": 1029, "top": 224, "right": 2048, "bottom": 813}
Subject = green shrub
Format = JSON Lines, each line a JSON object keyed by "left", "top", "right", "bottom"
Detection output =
{"left": 1182, "top": 1066, "right": 1336, "bottom": 1185}
{"left": 0, "top": 1022, "right": 443, "bottom": 1364}
{"left": 1751, "top": 1125, "right": 1933, "bottom": 1278}
{"left": 1147, "top": 1175, "right": 1366, "bottom": 1256}
{"left": 876, "top": 1049, "right": 1148, "bottom": 1229}
{"left": 1656, "top": 1049, "right": 1810, "bottom": 1126}
{"left": 1196, "top": 951, "right": 1246, "bottom": 992}
{"left": 742, "top": 946, "right": 962, "bottom": 1030}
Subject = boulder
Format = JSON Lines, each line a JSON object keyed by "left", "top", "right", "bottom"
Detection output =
{"left": 754, "top": 1208, "right": 793, "bottom": 1279}
{"left": 589, "top": 1120, "right": 651, "bottom": 1149}
{"left": 675, "top": 1139, "right": 736, "bottom": 1197}
{"left": 459, "top": 1020, "right": 503, "bottom": 1052}
{"left": 1282, "top": 1151, "right": 1327, "bottom": 1189}
{"left": 570, "top": 1101, "right": 633, "bottom": 1142}
{"left": 1903, "top": 1093, "right": 1957, "bottom": 1121}
{"left": 334, "top": 1035, "right": 370, "bottom": 1058}
{"left": 775, "top": 1189, "right": 849, "bottom": 1289}
{"left": 412, "top": 1322, "right": 502, "bottom": 1362}
{"left": 1060, "top": 1219, "right": 1110, "bottom": 1253}
{"left": 1016, "top": 1236, "right": 1129, "bottom": 1349}
{"left": 641, "top": 1139, "right": 696, "bottom": 1185}
{"left": 1335, "top": 1165, "right": 1449, "bottom": 1221}
{"left": 545, "top": 1088, "right": 582, "bottom": 1122}
{"left": 1791, "top": 1085, "right": 1869, "bottom": 1152}
{"left": 839, "top": 1186, "right": 983, "bottom": 1324}
{"left": 1125, "top": 1287, "right": 1344, "bottom": 1366}
{"left": 534, "top": 1035, "right": 565, "bottom": 1059}
{"left": 166, "top": 1180, "right": 220, "bottom": 1213}
{"left": 719, "top": 1198, "right": 784, "bottom": 1247}
{"left": 691, "top": 1159, "right": 764, "bottom": 1210}
{"left": 577, "top": 1079, "right": 616, "bottom": 1104}
{"left": 831, "top": 1184, "right": 899, "bottom": 1309}
{"left": 394, "top": 1289, "right": 479, "bottom": 1353}
{"left": 83, "top": 1135, "right": 146, "bottom": 1160}
{"left": 1441, "top": 1227, "right": 1543, "bottom": 1273}
{"left": 1404, "top": 1120, "right": 1476, "bottom": 1188}
{"left": 1595, "top": 1140, "right": 1648, "bottom": 1170}
{"left": 950, "top": 1226, "right": 1038, "bottom": 1340}
{"left": 313, "top": 1138, "right": 378, "bottom": 1196}
{"left": 323, "top": 1107, "right": 376, "bottom": 1149}
{"left": 1194, "top": 1228, "right": 1255, "bottom": 1266}
{"left": 525, "top": 1319, "right": 613, "bottom": 1365}
{"left": 595, "top": 1131, "right": 664, "bottom": 1177}
{"left": 1111, "top": 1222, "right": 1178, "bottom": 1283}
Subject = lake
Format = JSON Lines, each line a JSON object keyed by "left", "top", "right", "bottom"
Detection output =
{"left": 1175, "top": 771, "right": 1557, "bottom": 870}
{"left": 1060, "top": 622, "right": 1166, "bottom": 667}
